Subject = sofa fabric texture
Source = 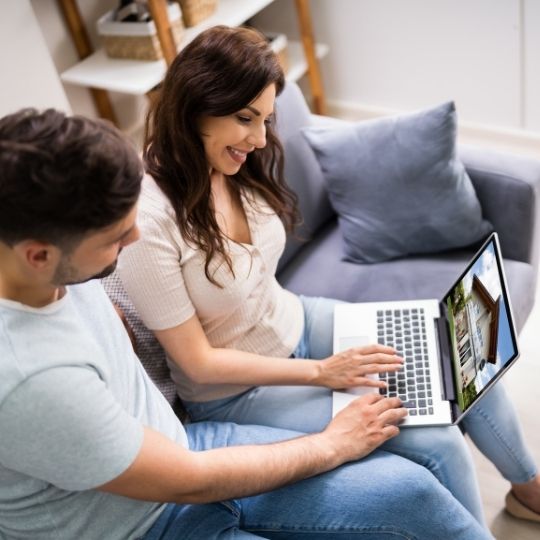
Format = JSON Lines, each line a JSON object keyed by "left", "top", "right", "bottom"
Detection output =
{"left": 277, "top": 221, "right": 535, "bottom": 333}
{"left": 301, "top": 101, "right": 493, "bottom": 263}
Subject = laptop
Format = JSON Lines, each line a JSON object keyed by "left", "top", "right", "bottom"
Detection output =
{"left": 332, "top": 232, "right": 520, "bottom": 426}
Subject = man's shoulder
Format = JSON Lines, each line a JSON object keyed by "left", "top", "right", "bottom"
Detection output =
{"left": 0, "top": 281, "right": 116, "bottom": 404}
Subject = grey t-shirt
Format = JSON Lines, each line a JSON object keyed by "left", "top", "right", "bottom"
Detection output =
{"left": 0, "top": 280, "right": 189, "bottom": 539}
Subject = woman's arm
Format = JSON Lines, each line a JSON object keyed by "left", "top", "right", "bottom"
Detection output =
{"left": 154, "top": 315, "right": 403, "bottom": 389}
{"left": 118, "top": 191, "right": 401, "bottom": 390}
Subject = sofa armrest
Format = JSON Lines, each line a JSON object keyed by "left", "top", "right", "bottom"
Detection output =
{"left": 459, "top": 145, "right": 540, "bottom": 268}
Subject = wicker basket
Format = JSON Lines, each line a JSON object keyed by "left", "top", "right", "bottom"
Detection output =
{"left": 177, "top": 0, "right": 218, "bottom": 27}
{"left": 98, "top": 3, "right": 184, "bottom": 61}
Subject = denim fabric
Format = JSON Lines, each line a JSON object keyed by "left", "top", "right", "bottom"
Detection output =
{"left": 185, "top": 296, "right": 537, "bottom": 526}
{"left": 141, "top": 421, "right": 492, "bottom": 540}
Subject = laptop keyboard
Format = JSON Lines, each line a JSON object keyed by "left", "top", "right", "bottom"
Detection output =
{"left": 376, "top": 308, "right": 434, "bottom": 417}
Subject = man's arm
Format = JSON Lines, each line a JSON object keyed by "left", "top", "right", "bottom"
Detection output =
{"left": 98, "top": 394, "right": 406, "bottom": 503}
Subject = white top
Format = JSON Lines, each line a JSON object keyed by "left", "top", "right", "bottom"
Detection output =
{"left": 118, "top": 176, "right": 304, "bottom": 402}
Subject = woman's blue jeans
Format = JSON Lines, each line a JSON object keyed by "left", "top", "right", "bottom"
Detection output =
{"left": 185, "top": 296, "right": 537, "bottom": 526}
{"left": 142, "top": 421, "right": 493, "bottom": 539}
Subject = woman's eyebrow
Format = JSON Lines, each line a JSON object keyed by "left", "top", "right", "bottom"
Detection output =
{"left": 246, "top": 105, "right": 261, "bottom": 116}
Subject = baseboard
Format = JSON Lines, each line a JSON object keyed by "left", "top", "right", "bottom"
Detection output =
{"left": 326, "top": 99, "right": 540, "bottom": 159}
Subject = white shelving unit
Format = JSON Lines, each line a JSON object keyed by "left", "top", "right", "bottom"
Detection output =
{"left": 61, "top": 0, "right": 328, "bottom": 96}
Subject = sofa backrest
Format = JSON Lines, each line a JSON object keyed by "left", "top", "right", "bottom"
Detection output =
{"left": 275, "top": 82, "right": 335, "bottom": 271}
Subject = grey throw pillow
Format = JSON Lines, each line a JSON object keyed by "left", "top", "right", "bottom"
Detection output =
{"left": 302, "top": 102, "right": 492, "bottom": 263}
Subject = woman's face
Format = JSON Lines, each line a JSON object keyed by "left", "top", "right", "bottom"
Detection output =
{"left": 198, "top": 84, "right": 276, "bottom": 176}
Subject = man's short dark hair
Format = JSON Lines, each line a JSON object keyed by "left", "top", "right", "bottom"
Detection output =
{"left": 0, "top": 108, "right": 143, "bottom": 248}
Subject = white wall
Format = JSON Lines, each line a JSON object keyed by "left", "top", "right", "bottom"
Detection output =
{"left": 254, "top": 0, "right": 540, "bottom": 137}
{"left": 0, "top": 0, "right": 71, "bottom": 116}
{"left": 525, "top": 0, "right": 540, "bottom": 131}
{"left": 14, "top": 0, "right": 540, "bottom": 145}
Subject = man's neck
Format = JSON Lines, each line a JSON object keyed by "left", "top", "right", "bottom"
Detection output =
{"left": 0, "top": 278, "right": 64, "bottom": 308}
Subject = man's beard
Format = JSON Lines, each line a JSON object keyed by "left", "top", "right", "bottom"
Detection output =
{"left": 52, "top": 258, "right": 118, "bottom": 286}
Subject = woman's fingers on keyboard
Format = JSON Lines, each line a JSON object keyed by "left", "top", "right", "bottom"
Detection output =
{"left": 353, "top": 352, "right": 404, "bottom": 364}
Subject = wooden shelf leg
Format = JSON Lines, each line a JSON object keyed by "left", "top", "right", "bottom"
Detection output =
{"left": 56, "top": 0, "right": 118, "bottom": 125}
{"left": 294, "top": 0, "right": 326, "bottom": 115}
{"left": 147, "top": 0, "right": 177, "bottom": 66}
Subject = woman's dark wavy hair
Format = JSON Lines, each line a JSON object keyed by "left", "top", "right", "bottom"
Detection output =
{"left": 144, "top": 25, "right": 299, "bottom": 285}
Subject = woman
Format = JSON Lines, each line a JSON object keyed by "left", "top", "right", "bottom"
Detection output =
{"left": 118, "top": 25, "right": 540, "bottom": 524}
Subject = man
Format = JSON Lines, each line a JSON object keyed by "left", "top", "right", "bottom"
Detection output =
{"left": 0, "top": 109, "right": 491, "bottom": 539}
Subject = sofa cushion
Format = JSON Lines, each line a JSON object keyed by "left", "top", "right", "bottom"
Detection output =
{"left": 275, "top": 82, "right": 335, "bottom": 271}
{"left": 277, "top": 221, "right": 534, "bottom": 333}
{"left": 302, "top": 102, "right": 493, "bottom": 263}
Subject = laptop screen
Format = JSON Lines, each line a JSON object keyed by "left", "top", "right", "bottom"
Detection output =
{"left": 443, "top": 233, "right": 519, "bottom": 414}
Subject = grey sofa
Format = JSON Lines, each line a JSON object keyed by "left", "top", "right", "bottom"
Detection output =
{"left": 104, "top": 81, "right": 540, "bottom": 407}
{"left": 276, "top": 82, "right": 540, "bottom": 334}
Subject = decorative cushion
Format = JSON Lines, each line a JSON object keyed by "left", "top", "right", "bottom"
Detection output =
{"left": 302, "top": 102, "right": 492, "bottom": 263}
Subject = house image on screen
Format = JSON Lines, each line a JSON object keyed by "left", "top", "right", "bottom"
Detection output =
{"left": 457, "top": 275, "right": 501, "bottom": 387}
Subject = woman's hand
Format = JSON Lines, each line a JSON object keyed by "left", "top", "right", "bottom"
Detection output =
{"left": 314, "top": 344, "right": 403, "bottom": 389}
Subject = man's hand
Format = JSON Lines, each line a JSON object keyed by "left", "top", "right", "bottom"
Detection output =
{"left": 315, "top": 344, "right": 403, "bottom": 389}
{"left": 321, "top": 394, "right": 407, "bottom": 464}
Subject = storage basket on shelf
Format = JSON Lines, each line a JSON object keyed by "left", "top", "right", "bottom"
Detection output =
{"left": 177, "top": 0, "right": 218, "bottom": 27}
{"left": 97, "top": 2, "right": 184, "bottom": 61}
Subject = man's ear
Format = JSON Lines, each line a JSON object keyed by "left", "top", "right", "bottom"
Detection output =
{"left": 13, "top": 241, "right": 61, "bottom": 271}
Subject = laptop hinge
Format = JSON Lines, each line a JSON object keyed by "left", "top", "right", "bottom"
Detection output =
{"left": 436, "top": 302, "right": 456, "bottom": 402}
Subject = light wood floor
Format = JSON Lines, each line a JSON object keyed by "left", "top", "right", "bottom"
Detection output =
{"left": 466, "top": 270, "right": 540, "bottom": 539}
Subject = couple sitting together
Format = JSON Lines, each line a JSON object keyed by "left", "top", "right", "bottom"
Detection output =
{"left": 1, "top": 25, "right": 539, "bottom": 540}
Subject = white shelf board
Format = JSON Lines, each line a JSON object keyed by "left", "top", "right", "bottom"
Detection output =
{"left": 61, "top": 49, "right": 164, "bottom": 95}
{"left": 285, "top": 42, "right": 329, "bottom": 83}
{"left": 61, "top": 0, "right": 276, "bottom": 95}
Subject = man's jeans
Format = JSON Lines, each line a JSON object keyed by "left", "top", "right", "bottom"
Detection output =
{"left": 141, "top": 421, "right": 492, "bottom": 540}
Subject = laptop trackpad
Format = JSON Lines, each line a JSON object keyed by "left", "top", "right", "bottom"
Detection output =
{"left": 339, "top": 335, "right": 370, "bottom": 350}
{"left": 337, "top": 335, "right": 379, "bottom": 395}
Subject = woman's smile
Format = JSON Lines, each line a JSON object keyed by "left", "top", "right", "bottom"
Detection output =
{"left": 227, "top": 146, "right": 250, "bottom": 164}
